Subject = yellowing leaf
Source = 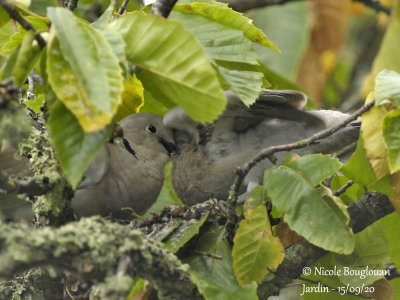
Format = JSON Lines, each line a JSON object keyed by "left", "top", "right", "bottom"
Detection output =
{"left": 361, "top": 93, "right": 390, "bottom": 179}
{"left": 174, "top": 3, "right": 279, "bottom": 51}
{"left": 47, "top": 8, "right": 123, "bottom": 132}
{"left": 232, "top": 186, "right": 284, "bottom": 286}
{"left": 116, "top": 75, "right": 144, "bottom": 121}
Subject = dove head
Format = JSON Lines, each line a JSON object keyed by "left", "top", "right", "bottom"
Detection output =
{"left": 119, "top": 113, "right": 177, "bottom": 162}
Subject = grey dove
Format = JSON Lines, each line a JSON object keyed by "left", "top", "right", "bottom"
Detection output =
{"left": 72, "top": 113, "right": 176, "bottom": 219}
{"left": 165, "top": 89, "right": 360, "bottom": 206}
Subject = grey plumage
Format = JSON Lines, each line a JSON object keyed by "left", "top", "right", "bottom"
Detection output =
{"left": 166, "top": 89, "right": 360, "bottom": 206}
{"left": 72, "top": 113, "right": 176, "bottom": 219}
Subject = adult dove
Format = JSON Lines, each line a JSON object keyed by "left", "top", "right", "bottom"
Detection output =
{"left": 166, "top": 89, "right": 360, "bottom": 206}
{"left": 72, "top": 113, "right": 176, "bottom": 219}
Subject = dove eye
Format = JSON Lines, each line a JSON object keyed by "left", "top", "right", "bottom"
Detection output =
{"left": 147, "top": 124, "right": 157, "bottom": 134}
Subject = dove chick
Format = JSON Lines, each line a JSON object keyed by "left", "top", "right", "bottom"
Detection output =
{"left": 167, "top": 90, "right": 360, "bottom": 206}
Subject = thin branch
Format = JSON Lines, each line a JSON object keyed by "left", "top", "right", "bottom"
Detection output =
{"left": 67, "top": 0, "right": 78, "bottom": 11}
{"left": 333, "top": 180, "right": 354, "bottom": 196}
{"left": 226, "top": 100, "right": 375, "bottom": 236}
{"left": 217, "top": 0, "right": 391, "bottom": 14}
{"left": 0, "top": 0, "right": 46, "bottom": 49}
{"left": 112, "top": 0, "right": 130, "bottom": 20}
{"left": 0, "top": 172, "right": 54, "bottom": 196}
{"left": 151, "top": 0, "right": 178, "bottom": 18}
{"left": 118, "top": 0, "right": 130, "bottom": 15}
{"left": 257, "top": 192, "right": 394, "bottom": 298}
{"left": 353, "top": 0, "right": 391, "bottom": 15}
{"left": 217, "top": 0, "right": 310, "bottom": 12}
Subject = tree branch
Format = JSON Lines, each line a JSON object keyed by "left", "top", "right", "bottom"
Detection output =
{"left": 257, "top": 192, "right": 394, "bottom": 298}
{"left": 67, "top": 0, "right": 78, "bottom": 11}
{"left": 217, "top": 0, "right": 391, "bottom": 14}
{"left": 0, "top": 0, "right": 46, "bottom": 49}
{"left": 151, "top": 0, "right": 178, "bottom": 18}
{"left": 353, "top": 0, "right": 391, "bottom": 15}
{"left": 0, "top": 217, "right": 202, "bottom": 300}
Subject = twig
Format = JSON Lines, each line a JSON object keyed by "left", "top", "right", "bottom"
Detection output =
{"left": 193, "top": 250, "right": 223, "bottom": 260}
{"left": 257, "top": 192, "right": 394, "bottom": 298}
{"left": 151, "top": 0, "right": 178, "bottom": 18}
{"left": 0, "top": 173, "right": 54, "bottom": 196}
{"left": 333, "top": 180, "right": 354, "bottom": 196}
{"left": 217, "top": 0, "right": 311, "bottom": 13}
{"left": 112, "top": 0, "right": 129, "bottom": 20}
{"left": 67, "top": 0, "right": 78, "bottom": 11}
{"left": 299, "top": 277, "right": 372, "bottom": 299}
{"left": 226, "top": 100, "right": 375, "bottom": 236}
{"left": 0, "top": 0, "right": 46, "bottom": 49}
{"left": 118, "top": 0, "right": 130, "bottom": 15}
{"left": 353, "top": 0, "right": 391, "bottom": 15}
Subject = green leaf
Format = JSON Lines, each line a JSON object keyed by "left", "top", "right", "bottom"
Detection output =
{"left": 0, "top": 8, "right": 10, "bottom": 27}
{"left": 282, "top": 154, "right": 342, "bottom": 186}
{"left": 184, "top": 227, "right": 258, "bottom": 300}
{"left": 0, "top": 22, "right": 14, "bottom": 48}
{"left": 12, "top": 30, "right": 42, "bottom": 86}
{"left": 362, "top": 0, "right": 400, "bottom": 95}
{"left": 380, "top": 212, "right": 400, "bottom": 268}
{"left": 171, "top": 11, "right": 264, "bottom": 105}
{"left": 48, "top": 100, "right": 113, "bottom": 189}
{"left": 264, "top": 166, "right": 354, "bottom": 254}
{"left": 116, "top": 75, "right": 144, "bottom": 121}
{"left": 99, "top": 28, "right": 126, "bottom": 60}
{"left": 341, "top": 137, "right": 377, "bottom": 185}
{"left": 341, "top": 136, "right": 395, "bottom": 197}
{"left": 164, "top": 212, "right": 209, "bottom": 253}
{"left": 47, "top": 7, "right": 123, "bottom": 132}
{"left": 108, "top": 12, "right": 226, "bottom": 123}
{"left": 91, "top": 2, "right": 114, "bottom": 29}
{"left": 24, "top": 94, "right": 46, "bottom": 113}
{"left": 215, "top": 65, "right": 264, "bottom": 106}
{"left": 29, "top": 0, "right": 58, "bottom": 16}
{"left": 248, "top": 2, "right": 311, "bottom": 80}
{"left": 335, "top": 223, "right": 389, "bottom": 287}
{"left": 375, "top": 70, "right": 400, "bottom": 106}
{"left": 140, "top": 89, "right": 172, "bottom": 115}
{"left": 383, "top": 109, "right": 400, "bottom": 173}
{"left": 172, "top": 11, "right": 259, "bottom": 65}
{"left": 232, "top": 186, "right": 284, "bottom": 286}
{"left": 174, "top": 3, "right": 278, "bottom": 51}
{"left": 0, "top": 31, "right": 24, "bottom": 57}
{"left": 0, "top": 44, "right": 19, "bottom": 81}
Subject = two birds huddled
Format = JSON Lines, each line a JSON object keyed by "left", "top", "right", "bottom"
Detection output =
{"left": 72, "top": 89, "right": 360, "bottom": 219}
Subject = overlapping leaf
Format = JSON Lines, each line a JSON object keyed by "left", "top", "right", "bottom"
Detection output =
{"left": 171, "top": 11, "right": 264, "bottom": 106}
{"left": 164, "top": 212, "right": 209, "bottom": 253}
{"left": 47, "top": 100, "right": 113, "bottom": 189}
{"left": 232, "top": 186, "right": 284, "bottom": 286}
{"left": 184, "top": 227, "right": 258, "bottom": 300}
{"left": 174, "top": 3, "right": 278, "bottom": 51}
{"left": 264, "top": 163, "right": 354, "bottom": 254}
{"left": 282, "top": 154, "right": 342, "bottom": 186}
{"left": 383, "top": 109, "right": 400, "bottom": 173}
{"left": 375, "top": 70, "right": 400, "bottom": 106}
{"left": 108, "top": 12, "right": 226, "bottom": 123}
{"left": 47, "top": 7, "right": 123, "bottom": 132}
